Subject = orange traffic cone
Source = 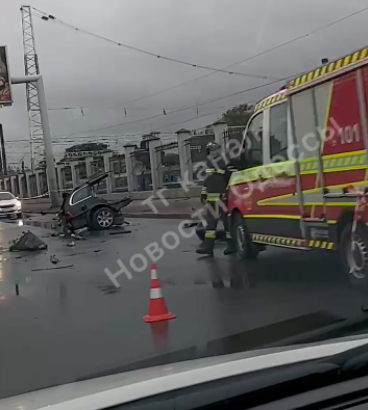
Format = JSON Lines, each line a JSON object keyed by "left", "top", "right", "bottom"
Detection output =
{"left": 143, "top": 264, "right": 176, "bottom": 323}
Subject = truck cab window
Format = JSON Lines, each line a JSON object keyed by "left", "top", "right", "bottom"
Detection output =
{"left": 244, "top": 112, "right": 264, "bottom": 168}
{"left": 270, "top": 103, "right": 287, "bottom": 162}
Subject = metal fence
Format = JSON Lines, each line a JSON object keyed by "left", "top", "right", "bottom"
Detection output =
{"left": 39, "top": 173, "right": 48, "bottom": 194}
{"left": 114, "top": 175, "right": 128, "bottom": 192}
{"left": 61, "top": 167, "right": 73, "bottom": 191}
{"left": 155, "top": 141, "right": 180, "bottom": 189}
{"left": 29, "top": 175, "right": 37, "bottom": 196}
{"left": 189, "top": 134, "right": 214, "bottom": 163}
{"left": 223, "top": 126, "right": 246, "bottom": 147}
{"left": 110, "top": 155, "right": 128, "bottom": 192}
{"left": 131, "top": 149, "right": 151, "bottom": 191}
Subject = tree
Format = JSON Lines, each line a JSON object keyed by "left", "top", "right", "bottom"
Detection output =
{"left": 222, "top": 104, "right": 254, "bottom": 126}
{"left": 65, "top": 142, "right": 108, "bottom": 153}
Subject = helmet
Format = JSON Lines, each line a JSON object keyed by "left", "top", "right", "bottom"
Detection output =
{"left": 206, "top": 141, "right": 221, "bottom": 157}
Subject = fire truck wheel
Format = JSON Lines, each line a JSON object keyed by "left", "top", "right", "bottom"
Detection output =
{"left": 340, "top": 222, "right": 368, "bottom": 287}
{"left": 232, "top": 213, "right": 259, "bottom": 260}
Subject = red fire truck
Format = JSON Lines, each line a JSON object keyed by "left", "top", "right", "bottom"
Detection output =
{"left": 227, "top": 45, "right": 368, "bottom": 286}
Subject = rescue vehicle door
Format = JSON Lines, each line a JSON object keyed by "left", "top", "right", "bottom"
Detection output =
{"left": 290, "top": 83, "right": 330, "bottom": 222}
{"left": 237, "top": 103, "right": 304, "bottom": 240}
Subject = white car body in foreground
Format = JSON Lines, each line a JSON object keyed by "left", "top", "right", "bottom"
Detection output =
{"left": 1, "top": 335, "right": 368, "bottom": 410}
{"left": 0, "top": 191, "right": 21, "bottom": 217}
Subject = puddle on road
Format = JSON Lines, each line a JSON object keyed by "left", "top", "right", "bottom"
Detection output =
{"left": 76, "top": 310, "right": 345, "bottom": 381}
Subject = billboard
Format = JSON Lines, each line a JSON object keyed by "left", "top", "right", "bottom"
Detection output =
{"left": 0, "top": 46, "right": 12, "bottom": 105}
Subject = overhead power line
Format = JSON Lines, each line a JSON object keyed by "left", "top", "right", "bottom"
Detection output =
{"left": 32, "top": 3, "right": 368, "bottom": 119}
{"left": 50, "top": 78, "right": 281, "bottom": 138}
{"left": 117, "top": 4, "right": 368, "bottom": 108}
{"left": 30, "top": 4, "right": 368, "bottom": 139}
{"left": 31, "top": 6, "right": 278, "bottom": 81}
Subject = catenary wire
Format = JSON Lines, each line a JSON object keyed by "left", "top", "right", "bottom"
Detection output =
{"left": 31, "top": 4, "right": 368, "bottom": 111}
{"left": 50, "top": 78, "right": 281, "bottom": 138}
{"left": 31, "top": 7, "right": 278, "bottom": 81}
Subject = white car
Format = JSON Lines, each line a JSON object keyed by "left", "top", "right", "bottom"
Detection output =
{"left": 0, "top": 191, "right": 22, "bottom": 219}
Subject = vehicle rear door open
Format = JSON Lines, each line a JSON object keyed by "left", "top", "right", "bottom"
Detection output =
{"left": 288, "top": 64, "right": 368, "bottom": 243}
{"left": 289, "top": 83, "right": 330, "bottom": 226}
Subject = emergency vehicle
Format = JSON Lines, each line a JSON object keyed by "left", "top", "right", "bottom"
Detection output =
{"left": 227, "top": 45, "right": 368, "bottom": 286}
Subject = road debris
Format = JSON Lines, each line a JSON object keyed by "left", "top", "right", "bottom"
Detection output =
{"left": 31, "top": 264, "right": 74, "bottom": 272}
{"left": 94, "top": 249, "right": 102, "bottom": 253}
{"left": 50, "top": 255, "right": 59, "bottom": 264}
{"left": 9, "top": 231, "right": 47, "bottom": 252}
{"left": 183, "top": 222, "right": 198, "bottom": 228}
{"left": 75, "top": 227, "right": 89, "bottom": 235}
{"left": 65, "top": 252, "right": 85, "bottom": 257}
{"left": 71, "top": 233, "right": 84, "bottom": 240}
{"left": 109, "top": 230, "right": 132, "bottom": 236}
{"left": 66, "top": 241, "right": 75, "bottom": 247}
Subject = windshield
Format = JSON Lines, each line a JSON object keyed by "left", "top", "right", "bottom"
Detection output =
{"left": 2, "top": 1, "right": 368, "bottom": 407}
{"left": 0, "top": 192, "right": 15, "bottom": 200}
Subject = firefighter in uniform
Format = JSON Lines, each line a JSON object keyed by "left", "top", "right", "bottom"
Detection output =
{"left": 196, "top": 142, "right": 237, "bottom": 256}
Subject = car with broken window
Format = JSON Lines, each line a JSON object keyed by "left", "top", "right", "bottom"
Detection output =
{"left": 60, "top": 172, "right": 132, "bottom": 230}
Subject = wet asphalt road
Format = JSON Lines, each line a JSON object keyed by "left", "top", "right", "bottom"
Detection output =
{"left": 0, "top": 218, "right": 367, "bottom": 399}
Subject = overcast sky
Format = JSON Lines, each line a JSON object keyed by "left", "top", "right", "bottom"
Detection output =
{"left": 1, "top": 0, "right": 368, "bottom": 166}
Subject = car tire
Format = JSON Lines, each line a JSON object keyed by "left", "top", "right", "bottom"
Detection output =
{"left": 232, "top": 212, "right": 259, "bottom": 260}
{"left": 340, "top": 222, "right": 368, "bottom": 287}
{"left": 16, "top": 213, "right": 22, "bottom": 219}
{"left": 92, "top": 207, "right": 115, "bottom": 230}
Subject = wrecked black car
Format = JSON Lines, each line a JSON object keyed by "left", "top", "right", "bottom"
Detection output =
{"left": 60, "top": 172, "right": 132, "bottom": 230}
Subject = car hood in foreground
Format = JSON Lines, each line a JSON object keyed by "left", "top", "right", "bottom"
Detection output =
{"left": 2, "top": 335, "right": 368, "bottom": 410}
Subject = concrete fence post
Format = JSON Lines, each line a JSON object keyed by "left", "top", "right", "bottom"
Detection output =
{"left": 35, "top": 172, "right": 41, "bottom": 196}
{"left": 25, "top": 172, "right": 31, "bottom": 197}
{"left": 212, "top": 120, "right": 227, "bottom": 152}
{"left": 70, "top": 164, "right": 77, "bottom": 190}
{"left": 18, "top": 175, "right": 24, "bottom": 198}
{"left": 57, "top": 165, "right": 64, "bottom": 193}
{"left": 185, "top": 139, "right": 193, "bottom": 182}
{"left": 154, "top": 147, "right": 164, "bottom": 189}
{"left": 85, "top": 156, "right": 93, "bottom": 178}
{"left": 103, "top": 152, "right": 113, "bottom": 194}
{"left": 147, "top": 136, "right": 162, "bottom": 191}
{"left": 176, "top": 128, "right": 192, "bottom": 183}
{"left": 10, "top": 176, "right": 16, "bottom": 195}
{"left": 124, "top": 144, "right": 137, "bottom": 192}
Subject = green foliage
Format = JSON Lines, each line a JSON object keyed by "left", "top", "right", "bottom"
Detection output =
{"left": 66, "top": 142, "right": 108, "bottom": 153}
{"left": 222, "top": 104, "right": 254, "bottom": 126}
{"left": 162, "top": 153, "right": 179, "bottom": 167}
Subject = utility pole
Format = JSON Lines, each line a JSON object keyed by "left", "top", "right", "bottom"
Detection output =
{"left": 0, "top": 125, "right": 7, "bottom": 175}
{"left": 12, "top": 76, "right": 59, "bottom": 208}
{"left": 19, "top": 6, "right": 59, "bottom": 207}
{"left": 21, "top": 5, "right": 42, "bottom": 173}
{"left": 0, "top": 125, "right": 4, "bottom": 175}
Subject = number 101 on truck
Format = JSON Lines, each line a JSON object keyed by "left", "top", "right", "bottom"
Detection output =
{"left": 227, "top": 45, "right": 368, "bottom": 286}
